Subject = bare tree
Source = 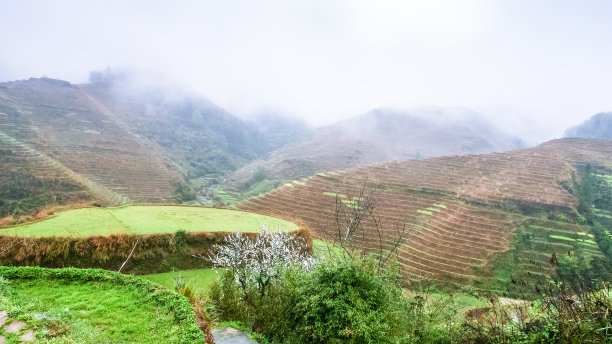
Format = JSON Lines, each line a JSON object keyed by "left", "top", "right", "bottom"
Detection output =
{"left": 324, "top": 180, "right": 416, "bottom": 272}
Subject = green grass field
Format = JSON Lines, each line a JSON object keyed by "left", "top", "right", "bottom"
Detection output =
{"left": 142, "top": 269, "right": 219, "bottom": 297}
{"left": 0, "top": 267, "right": 204, "bottom": 343}
{"left": 0, "top": 206, "right": 297, "bottom": 237}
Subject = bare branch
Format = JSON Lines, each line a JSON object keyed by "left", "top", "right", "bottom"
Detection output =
{"left": 118, "top": 239, "right": 139, "bottom": 273}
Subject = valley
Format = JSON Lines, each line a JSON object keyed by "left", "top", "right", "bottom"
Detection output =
{"left": 0, "top": 76, "right": 611, "bottom": 343}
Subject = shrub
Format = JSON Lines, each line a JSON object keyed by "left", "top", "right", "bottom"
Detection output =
{"left": 174, "top": 183, "right": 196, "bottom": 203}
{"left": 267, "top": 257, "right": 410, "bottom": 344}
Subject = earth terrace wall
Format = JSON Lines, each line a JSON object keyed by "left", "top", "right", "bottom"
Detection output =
{"left": 0, "top": 227, "right": 313, "bottom": 274}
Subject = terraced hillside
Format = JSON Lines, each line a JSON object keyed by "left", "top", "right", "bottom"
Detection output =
{"left": 0, "top": 131, "right": 93, "bottom": 216}
{"left": 241, "top": 138, "right": 612, "bottom": 287}
{"left": 81, "top": 76, "right": 268, "bottom": 180}
{"left": 227, "top": 108, "right": 523, "bottom": 193}
{"left": 0, "top": 77, "right": 181, "bottom": 211}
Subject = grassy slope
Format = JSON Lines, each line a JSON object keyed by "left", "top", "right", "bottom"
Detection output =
{"left": 0, "top": 206, "right": 297, "bottom": 237}
{"left": 0, "top": 267, "right": 204, "bottom": 343}
{"left": 8, "top": 280, "right": 185, "bottom": 343}
{"left": 142, "top": 269, "right": 218, "bottom": 298}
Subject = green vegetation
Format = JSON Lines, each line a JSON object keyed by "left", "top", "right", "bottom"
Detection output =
{"left": 477, "top": 218, "right": 608, "bottom": 298}
{"left": 0, "top": 145, "right": 89, "bottom": 217}
{"left": 312, "top": 239, "right": 345, "bottom": 259}
{"left": 0, "top": 131, "right": 86, "bottom": 218}
{"left": 210, "top": 256, "right": 416, "bottom": 344}
{"left": 278, "top": 258, "right": 410, "bottom": 343}
{"left": 0, "top": 266, "right": 204, "bottom": 343}
{"left": 323, "top": 192, "right": 347, "bottom": 198}
{"left": 213, "top": 188, "right": 240, "bottom": 205}
{"left": 1, "top": 206, "right": 297, "bottom": 237}
{"left": 142, "top": 269, "right": 218, "bottom": 298}
{"left": 236, "top": 166, "right": 281, "bottom": 200}
{"left": 340, "top": 197, "right": 364, "bottom": 209}
{"left": 596, "top": 173, "right": 612, "bottom": 187}
{"left": 174, "top": 183, "right": 196, "bottom": 203}
{"left": 417, "top": 209, "right": 433, "bottom": 215}
{"left": 549, "top": 234, "right": 596, "bottom": 244}
{"left": 242, "top": 180, "right": 279, "bottom": 199}
{"left": 564, "top": 111, "right": 612, "bottom": 139}
{"left": 208, "top": 243, "right": 612, "bottom": 343}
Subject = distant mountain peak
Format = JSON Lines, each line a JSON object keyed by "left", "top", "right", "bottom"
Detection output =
{"left": 565, "top": 112, "right": 612, "bottom": 139}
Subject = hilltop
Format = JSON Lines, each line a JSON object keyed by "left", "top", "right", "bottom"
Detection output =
{"left": 565, "top": 112, "right": 612, "bottom": 139}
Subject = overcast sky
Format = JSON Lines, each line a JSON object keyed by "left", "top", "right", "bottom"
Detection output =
{"left": 1, "top": 0, "right": 611, "bottom": 143}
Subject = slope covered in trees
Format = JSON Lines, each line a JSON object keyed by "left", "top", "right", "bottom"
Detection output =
{"left": 82, "top": 73, "right": 272, "bottom": 180}
{"left": 565, "top": 112, "right": 612, "bottom": 139}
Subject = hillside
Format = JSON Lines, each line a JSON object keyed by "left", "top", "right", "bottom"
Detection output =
{"left": 226, "top": 107, "right": 523, "bottom": 197}
{"left": 82, "top": 73, "right": 271, "bottom": 180}
{"left": 0, "top": 75, "right": 283, "bottom": 216}
{"left": 240, "top": 138, "right": 612, "bottom": 293}
{"left": 0, "top": 266, "right": 205, "bottom": 343}
{"left": 1, "top": 77, "right": 529, "bottom": 212}
{"left": 565, "top": 112, "right": 612, "bottom": 139}
{"left": 0, "top": 77, "right": 182, "bottom": 213}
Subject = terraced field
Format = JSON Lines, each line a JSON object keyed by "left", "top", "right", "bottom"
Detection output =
{"left": 241, "top": 138, "right": 612, "bottom": 284}
{"left": 0, "top": 78, "right": 179, "bottom": 206}
{"left": 0, "top": 206, "right": 297, "bottom": 237}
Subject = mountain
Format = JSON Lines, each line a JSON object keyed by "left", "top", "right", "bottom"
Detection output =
{"left": 247, "top": 112, "right": 311, "bottom": 152}
{"left": 83, "top": 73, "right": 274, "bottom": 180}
{"left": 240, "top": 138, "right": 612, "bottom": 295}
{"left": 565, "top": 112, "right": 612, "bottom": 139}
{"left": 0, "top": 75, "right": 278, "bottom": 216}
{"left": 225, "top": 107, "right": 524, "bottom": 195}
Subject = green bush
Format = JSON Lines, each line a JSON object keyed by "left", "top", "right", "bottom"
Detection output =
{"left": 210, "top": 256, "right": 412, "bottom": 344}
{"left": 174, "top": 183, "right": 196, "bottom": 203}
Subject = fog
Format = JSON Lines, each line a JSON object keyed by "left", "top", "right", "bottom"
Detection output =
{"left": 1, "top": 0, "right": 612, "bottom": 145}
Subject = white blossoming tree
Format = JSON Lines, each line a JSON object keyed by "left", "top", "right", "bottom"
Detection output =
{"left": 201, "top": 225, "right": 316, "bottom": 297}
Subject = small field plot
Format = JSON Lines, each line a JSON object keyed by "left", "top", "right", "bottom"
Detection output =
{"left": 0, "top": 267, "right": 204, "bottom": 343}
{"left": 0, "top": 206, "right": 297, "bottom": 237}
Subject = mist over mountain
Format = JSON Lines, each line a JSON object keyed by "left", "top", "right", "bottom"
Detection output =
{"left": 0, "top": 70, "right": 530, "bottom": 209}
{"left": 83, "top": 69, "right": 273, "bottom": 179}
{"left": 0, "top": 72, "right": 295, "bottom": 213}
{"left": 565, "top": 112, "right": 612, "bottom": 140}
{"left": 226, "top": 107, "right": 524, "bottom": 192}
{"left": 246, "top": 112, "right": 311, "bottom": 152}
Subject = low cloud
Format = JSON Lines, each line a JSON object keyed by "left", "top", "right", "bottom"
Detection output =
{"left": 1, "top": 0, "right": 611, "bottom": 144}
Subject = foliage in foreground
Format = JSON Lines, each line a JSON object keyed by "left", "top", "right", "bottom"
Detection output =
{"left": 204, "top": 226, "right": 315, "bottom": 297}
{"left": 210, "top": 255, "right": 426, "bottom": 344}
{"left": 0, "top": 266, "right": 205, "bottom": 343}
